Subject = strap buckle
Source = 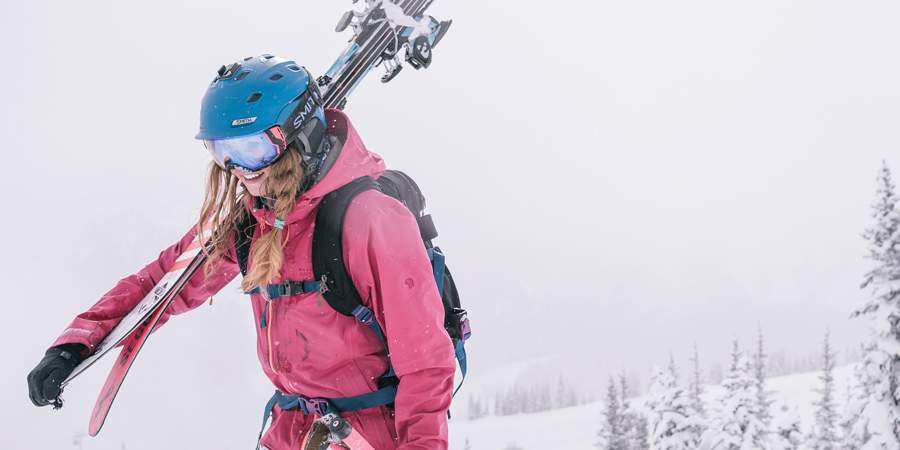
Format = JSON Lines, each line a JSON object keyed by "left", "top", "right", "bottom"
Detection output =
{"left": 277, "top": 282, "right": 293, "bottom": 297}
{"left": 297, "top": 395, "right": 330, "bottom": 416}
{"left": 459, "top": 317, "right": 472, "bottom": 342}
{"left": 352, "top": 305, "right": 375, "bottom": 326}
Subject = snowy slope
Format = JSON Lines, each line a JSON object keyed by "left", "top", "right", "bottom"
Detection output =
{"left": 448, "top": 364, "right": 857, "bottom": 449}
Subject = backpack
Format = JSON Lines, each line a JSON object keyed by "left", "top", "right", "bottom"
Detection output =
{"left": 236, "top": 170, "right": 470, "bottom": 416}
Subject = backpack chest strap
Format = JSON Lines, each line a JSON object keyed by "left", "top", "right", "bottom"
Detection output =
{"left": 244, "top": 280, "right": 327, "bottom": 299}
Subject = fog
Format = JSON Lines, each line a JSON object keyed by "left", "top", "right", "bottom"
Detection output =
{"left": 1, "top": 1, "right": 895, "bottom": 448}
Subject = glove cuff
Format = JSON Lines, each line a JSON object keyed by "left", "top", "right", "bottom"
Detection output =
{"left": 46, "top": 343, "right": 88, "bottom": 366}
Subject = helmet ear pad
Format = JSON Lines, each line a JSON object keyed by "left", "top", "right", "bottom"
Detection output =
{"left": 294, "top": 114, "right": 340, "bottom": 190}
{"left": 295, "top": 114, "right": 326, "bottom": 161}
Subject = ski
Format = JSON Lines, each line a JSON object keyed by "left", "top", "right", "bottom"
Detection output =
{"left": 63, "top": 225, "right": 212, "bottom": 386}
{"left": 72, "top": 0, "right": 452, "bottom": 437}
{"left": 318, "top": 0, "right": 451, "bottom": 109}
{"left": 87, "top": 263, "right": 198, "bottom": 435}
{"left": 82, "top": 224, "right": 214, "bottom": 436}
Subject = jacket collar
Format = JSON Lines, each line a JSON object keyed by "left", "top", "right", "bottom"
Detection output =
{"left": 247, "top": 108, "right": 386, "bottom": 229}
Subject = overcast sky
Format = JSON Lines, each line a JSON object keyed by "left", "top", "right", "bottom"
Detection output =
{"left": 2, "top": 1, "right": 898, "bottom": 449}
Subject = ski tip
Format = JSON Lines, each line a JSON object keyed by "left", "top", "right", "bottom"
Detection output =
{"left": 88, "top": 419, "right": 104, "bottom": 437}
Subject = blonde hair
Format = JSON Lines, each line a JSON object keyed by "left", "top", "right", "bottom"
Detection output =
{"left": 199, "top": 142, "right": 305, "bottom": 294}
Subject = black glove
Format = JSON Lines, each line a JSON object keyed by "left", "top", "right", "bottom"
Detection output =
{"left": 27, "top": 343, "right": 87, "bottom": 408}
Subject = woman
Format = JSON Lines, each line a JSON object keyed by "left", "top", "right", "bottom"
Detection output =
{"left": 27, "top": 54, "right": 456, "bottom": 449}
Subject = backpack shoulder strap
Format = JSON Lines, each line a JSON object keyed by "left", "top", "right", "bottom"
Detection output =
{"left": 312, "top": 176, "right": 381, "bottom": 316}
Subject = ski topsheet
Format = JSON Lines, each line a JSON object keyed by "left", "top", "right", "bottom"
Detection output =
{"left": 63, "top": 225, "right": 212, "bottom": 386}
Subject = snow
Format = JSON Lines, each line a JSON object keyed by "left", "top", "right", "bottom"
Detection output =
{"left": 448, "top": 364, "right": 858, "bottom": 450}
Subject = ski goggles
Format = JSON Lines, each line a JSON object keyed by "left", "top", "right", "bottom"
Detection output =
{"left": 203, "top": 126, "right": 287, "bottom": 172}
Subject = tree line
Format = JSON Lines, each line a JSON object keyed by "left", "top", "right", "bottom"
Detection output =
{"left": 593, "top": 161, "right": 900, "bottom": 450}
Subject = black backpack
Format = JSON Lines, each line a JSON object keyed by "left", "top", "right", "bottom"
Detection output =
{"left": 236, "top": 170, "right": 470, "bottom": 407}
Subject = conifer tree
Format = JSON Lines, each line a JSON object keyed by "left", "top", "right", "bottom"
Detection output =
{"left": 707, "top": 338, "right": 769, "bottom": 449}
{"left": 621, "top": 371, "right": 650, "bottom": 450}
{"left": 598, "top": 376, "right": 629, "bottom": 450}
{"left": 840, "top": 363, "right": 868, "bottom": 450}
{"left": 753, "top": 326, "right": 772, "bottom": 425}
{"left": 631, "top": 413, "right": 651, "bottom": 450}
{"left": 688, "top": 343, "right": 707, "bottom": 420}
{"left": 646, "top": 364, "right": 704, "bottom": 450}
{"left": 620, "top": 372, "right": 636, "bottom": 450}
{"left": 807, "top": 330, "right": 840, "bottom": 450}
{"left": 846, "top": 160, "right": 900, "bottom": 450}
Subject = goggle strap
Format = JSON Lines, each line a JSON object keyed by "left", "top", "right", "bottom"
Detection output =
{"left": 280, "top": 68, "right": 322, "bottom": 142}
{"left": 299, "top": 118, "right": 326, "bottom": 156}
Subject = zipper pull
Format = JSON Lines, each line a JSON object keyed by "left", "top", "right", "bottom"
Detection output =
{"left": 317, "top": 274, "right": 329, "bottom": 307}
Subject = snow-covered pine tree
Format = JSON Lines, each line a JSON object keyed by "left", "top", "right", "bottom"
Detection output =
{"left": 807, "top": 330, "right": 841, "bottom": 450}
{"left": 622, "top": 371, "right": 650, "bottom": 450}
{"left": 598, "top": 376, "right": 629, "bottom": 450}
{"left": 645, "top": 363, "right": 704, "bottom": 450}
{"left": 846, "top": 160, "right": 900, "bottom": 450}
{"left": 632, "top": 413, "right": 651, "bottom": 450}
{"left": 668, "top": 352, "right": 680, "bottom": 382}
{"left": 688, "top": 343, "right": 707, "bottom": 420}
{"left": 621, "top": 372, "right": 635, "bottom": 450}
{"left": 706, "top": 338, "right": 769, "bottom": 450}
{"left": 840, "top": 363, "right": 868, "bottom": 450}
{"left": 754, "top": 325, "right": 773, "bottom": 425}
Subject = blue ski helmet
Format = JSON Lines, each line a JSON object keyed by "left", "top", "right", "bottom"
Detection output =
{"left": 195, "top": 54, "right": 326, "bottom": 148}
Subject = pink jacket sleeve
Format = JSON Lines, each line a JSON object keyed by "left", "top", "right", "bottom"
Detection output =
{"left": 51, "top": 228, "right": 241, "bottom": 354}
{"left": 344, "top": 190, "right": 457, "bottom": 450}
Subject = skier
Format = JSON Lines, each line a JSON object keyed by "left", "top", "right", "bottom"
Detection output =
{"left": 27, "top": 54, "right": 456, "bottom": 449}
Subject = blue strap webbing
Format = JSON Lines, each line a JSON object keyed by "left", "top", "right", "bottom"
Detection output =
{"left": 427, "top": 246, "right": 469, "bottom": 398}
{"left": 246, "top": 281, "right": 322, "bottom": 299}
{"left": 454, "top": 339, "right": 468, "bottom": 397}
{"left": 352, "top": 305, "right": 397, "bottom": 380}
{"left": 428, "top": 247, "right": 446, "bottom": 294}
{"left": 246, "top": 280, "right": 324, "bottom": 329}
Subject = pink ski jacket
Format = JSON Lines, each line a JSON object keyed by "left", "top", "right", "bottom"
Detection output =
{"left": 52, "top": 109, "right": 456, "bottom": 449}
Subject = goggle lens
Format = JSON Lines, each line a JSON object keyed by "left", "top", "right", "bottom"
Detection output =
{"left": 204, "top": 127, "right": 286, "bottom": 172}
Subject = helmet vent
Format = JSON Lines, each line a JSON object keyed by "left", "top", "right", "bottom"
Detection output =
{"left": 246, "top": 93, "right": 262, "bottom": 103}
{"left": 235, "top": 71, "right": 250, "bottom": 81}
{"left": 243, "top": 56, "right": 253, "bottom": 61}
{"left": 269, "top": 74, "right": 283, "bottom": 81}
{"left": 287, "top": 66, "right": 301, "bottom": 72}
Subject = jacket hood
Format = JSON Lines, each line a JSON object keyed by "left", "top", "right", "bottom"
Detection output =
{"left": 302, "top": 108, "right": 385, "bottom": 201}
{"left": 248, "top": 108, "right": 386, "bottom": 227}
